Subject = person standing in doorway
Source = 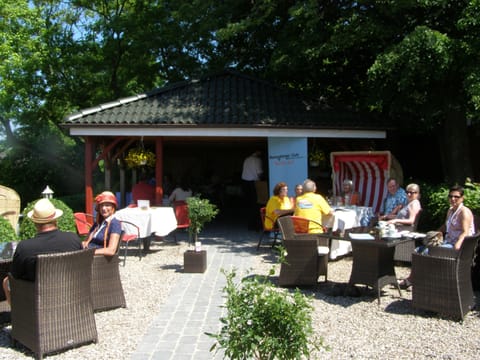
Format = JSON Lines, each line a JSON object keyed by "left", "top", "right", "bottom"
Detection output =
{"left": 241, "top": 150, "right": 263, "bottom": 230}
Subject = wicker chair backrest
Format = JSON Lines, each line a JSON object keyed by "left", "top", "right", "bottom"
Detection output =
{"left": 277, "top": 216, "right": 295, "bottom": 239}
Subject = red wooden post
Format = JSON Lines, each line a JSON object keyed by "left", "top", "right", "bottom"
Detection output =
{"left": 155, "top": 138, "right": 164, "bottom": 205}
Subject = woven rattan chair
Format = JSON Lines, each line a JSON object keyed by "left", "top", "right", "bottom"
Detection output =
{"left": 0, "top": 259, "right": 11, "bottom": 318}
{"left": 411, "top": 233, "right": 480, "bottom": 320}
{"left": 394, "top": 209, "right": 422, "bottom": 262}
{"left": 277, "top": 216, "right": 329, "bottom": 286}
{"left": 470, "top": 215, "right": 480, "bottom": 290}
{"left": 91, "top": 251, "right": 127, "bottom": 312}
{"left": 9, "top": 249, "right": 97, "bottom": 359}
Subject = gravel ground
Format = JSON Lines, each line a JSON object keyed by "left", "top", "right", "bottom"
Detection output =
{"left": 255, "top": 252, "right": 480, "bottom": 360}
{"left": 0, "top": 239, "right": 190, "bottom": 360}
{"left": 1, "top": 233, "right": 479, "bottom": 359}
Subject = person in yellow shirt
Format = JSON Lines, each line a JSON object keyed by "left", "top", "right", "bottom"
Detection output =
{"left": 294, "top": 179, "right": 333, "bottom": 233}
{"left": 264, "top": 182, "right": 294, "bottom": 230}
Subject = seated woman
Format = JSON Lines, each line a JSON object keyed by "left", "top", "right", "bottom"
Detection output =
{"left": 387, "top": 183, "right": 422, "bottom": 230}
{"left": 82, "top": 191, "right": 122, "bottom": 256}
{"left": 398, "top": 184, "right": 474, "bottom": 289}
{"left": 264, "top": 182, "right": 294, "bottom": 230}
{"left": 341, "top": 179, "right": 360, "bottom": 206}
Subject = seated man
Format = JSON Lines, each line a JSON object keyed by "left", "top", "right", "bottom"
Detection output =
{"left": 379, "top": 177, "right": 407, "bottom": 220}
{"left": 2, "top": 198, "right": 82, "bottom": 304}
{"left": 294, "top": 179, "right": 333, "bottom": 233}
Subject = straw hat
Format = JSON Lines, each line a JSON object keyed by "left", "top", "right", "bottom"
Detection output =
{"left": 95, "top": 191, "right": 118, "bottom": 209}
{"left": 27, "top": 198, "right": 63, "bottom": 224}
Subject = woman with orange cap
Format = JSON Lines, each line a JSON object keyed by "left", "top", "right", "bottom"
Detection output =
{"left": 82, "top": 191, "right": 122, "bottom": 255}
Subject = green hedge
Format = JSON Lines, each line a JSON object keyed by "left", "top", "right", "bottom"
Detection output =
{"left": 18, "top": 198, "right": 77, "bottom": 239}
{"left": 0, "top": 217, "right": 18, "bottom": 243}
{"left": 416, "top": 179, "right": 480, "bottom": 231}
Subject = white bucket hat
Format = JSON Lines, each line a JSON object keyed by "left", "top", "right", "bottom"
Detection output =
{"left": 27, "top": 198, "right": 63, "bottom": 224}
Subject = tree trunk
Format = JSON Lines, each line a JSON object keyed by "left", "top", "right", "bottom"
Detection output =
{"left": 440, "top": 103, "right": 473, "bottom": 184}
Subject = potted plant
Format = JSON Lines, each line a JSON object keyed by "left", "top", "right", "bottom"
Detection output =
{"left": 124, "top": 147, "right": 156, "bottom": 169}
{"left": 309, "top": 148, "right": 326, "bottom": 168}
{"left": 183, "top": 196, "right": 219, "bottom": 273}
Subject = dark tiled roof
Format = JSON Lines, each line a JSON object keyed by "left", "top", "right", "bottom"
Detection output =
{"left": 63, "top": 69, "right": 385, "bottom": 130}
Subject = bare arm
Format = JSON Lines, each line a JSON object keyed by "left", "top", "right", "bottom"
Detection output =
{"left": 93, "top": 233, "right": 120, "bottom": 256}
{"left": 389, "top": 202, "right": 420, "bottom": 226}
{"left": 453, "top": 208, "right": 473, "bottom": 251}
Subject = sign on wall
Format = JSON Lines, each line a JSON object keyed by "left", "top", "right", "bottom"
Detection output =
{"left": 268, "top": 138, "right": 308, "bottom": 198}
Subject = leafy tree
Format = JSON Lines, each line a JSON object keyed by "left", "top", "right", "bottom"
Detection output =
{"left": 211, "top": 0, "right": 480, "bottom": 183}
{"left": 367, "top": 1, "right": 480, "bottom": 182}
{"left": 0, "top": 0, "right": 46, "bottom": 146}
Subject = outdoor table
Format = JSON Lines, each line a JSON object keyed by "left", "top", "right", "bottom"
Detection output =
{"left": 317, "top": 227, "right": 414, "bottom": 304}
{"left": 115, "top": 206, "right": 177, "bottom": 250}
{"left": 324, "top": 206, "right": 374, "bottom": 260}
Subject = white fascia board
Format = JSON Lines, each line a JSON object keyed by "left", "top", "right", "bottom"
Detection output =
{"left": 68, "top": 127, "right": 386, "bottom": 139}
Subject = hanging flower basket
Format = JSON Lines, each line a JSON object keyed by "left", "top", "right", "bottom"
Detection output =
{"left": 309, "top": 149, "right": 326, "bottom": 168}
{"left": 124, "top": 147, "right": 156, "bottom": 169}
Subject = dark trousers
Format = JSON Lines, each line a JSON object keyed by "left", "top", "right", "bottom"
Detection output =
{"left": 242, "top": 180, "right": 260, "bottom": 230}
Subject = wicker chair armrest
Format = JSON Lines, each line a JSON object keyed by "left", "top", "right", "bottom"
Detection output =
{"left": 293, "top": 233, "right": 329, "bottom": 247}
{"left": 412, "top": 252, "right": 457, "bottom": 276}
{"left": 427, "top": 246, "right": 459, "bottom": 259}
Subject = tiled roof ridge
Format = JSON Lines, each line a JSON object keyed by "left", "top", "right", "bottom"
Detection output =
{"left": 65, "top": 68, "right": 293, "bottom": 122}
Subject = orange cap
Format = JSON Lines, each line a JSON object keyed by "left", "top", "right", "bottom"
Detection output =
{"left": 95, "top": 191, "right": 118, "bottom": 209}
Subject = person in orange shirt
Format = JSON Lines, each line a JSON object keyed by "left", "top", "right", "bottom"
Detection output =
{"left": 132, "top": 172, "right": 155, "bottom": 205}
{"left": 341, "top": 179, "right": 360, "bottom": 206}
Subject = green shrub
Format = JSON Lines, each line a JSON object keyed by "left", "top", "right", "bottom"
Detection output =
{"left": 19, "top": 198, "right": 77, "bottom": 239}
{"left": 57, "top": 193, "right": 86, "bottom": 212}
{"left": 0, "top": 217, "right": 18, "bottom": 243}
{"left": 417, "top": 179, "right": 480, "bottom": 231}
{"left": 186, "top": 196, "right": 219, "bottom": 242}
{"left": 208, "top": 266, "right": 324, "bottom": 359}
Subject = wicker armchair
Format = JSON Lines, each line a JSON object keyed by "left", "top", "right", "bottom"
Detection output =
{"left": 394, "top": 209, "right": 422, "bottom": 262}
{"left": 91, "top": 252, "right": 126, "bottom": 312}
{"left": 277, "top": 216, "right": 329, "bottom": 286}
{"left": 0, "top": 259, "right": 11, "bottom": 316}
{"left": 411, "top": 233, "right": 480, "bottom": 320}
{"left": 9, "top": 249, "right": 97, "bottom": 359}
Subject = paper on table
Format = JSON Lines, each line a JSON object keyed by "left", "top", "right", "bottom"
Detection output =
{"left": 348, "top": 233, "right": 375, "bottom": 240}
{"left": 399, "top": 231, "right": 426, "bottom": 239}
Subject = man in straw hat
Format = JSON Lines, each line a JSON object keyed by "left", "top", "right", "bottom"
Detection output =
{"left": 2, "top": 198, "right": 82, "bottom": 305}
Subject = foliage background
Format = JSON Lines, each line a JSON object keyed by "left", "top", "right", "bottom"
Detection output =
{"left": 0, "top": 217, "right": 18, "bottom": 243}
{"left": 414, "top": 179, "right": 480, "bottom": 231}
{"left": 18, "top": 198, "right": 77, "bottom": 239}
{"left": 1, "top": 0, "right": 480, "bottom": 206}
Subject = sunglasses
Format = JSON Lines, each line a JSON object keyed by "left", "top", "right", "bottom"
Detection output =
{"left": 448, "top": 194, "right": 462, "bottom": 199}
{"left": 406, "top": 191, "right": 417, "bottom": 195}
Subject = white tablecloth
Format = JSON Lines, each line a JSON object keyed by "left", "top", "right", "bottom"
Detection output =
{"left": 115, "top": 207, "right": 178, "bottom": 237}
{"left": 326, "top": 206, "right": 374, "bottom": 260}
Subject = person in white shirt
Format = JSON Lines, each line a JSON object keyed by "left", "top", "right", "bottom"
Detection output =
{"left": 241, "top": 151, "right": 263, "bottom": 230}
{"left": 168, "top": 179, "right": 193, "bottom": 204}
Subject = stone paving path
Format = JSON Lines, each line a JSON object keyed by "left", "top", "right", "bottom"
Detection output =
{"left": 131, "top": 224, "right": 265, "bottom": 360}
